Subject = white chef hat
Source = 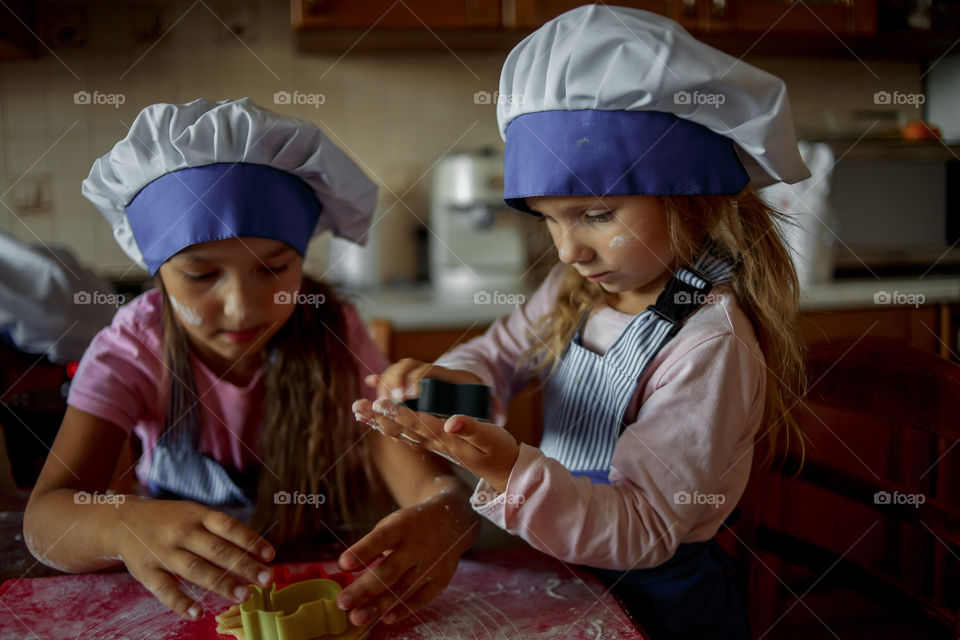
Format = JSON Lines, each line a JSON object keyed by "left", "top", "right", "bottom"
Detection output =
{"left": 82, "top": 97, "right": 377, "bottom": 274}
{"left": 497, "top": 5, "right": 811, "bottom": 214}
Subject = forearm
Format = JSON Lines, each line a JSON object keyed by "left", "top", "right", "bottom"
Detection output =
{"left": 23, "top": 488, "right": 133, "bottom": 573}
{"left": 381, "top": 445, "right": 481, "bottom": 546}
{"left": 473, "top": 445, "right": 683, "bottom": 569}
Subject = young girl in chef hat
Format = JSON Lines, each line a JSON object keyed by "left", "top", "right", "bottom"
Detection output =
{"left": 354, "top": 6, "right": 811, "bottom": 638}
{"left": 24, "top": 98, "right": 479, "bottom": 627}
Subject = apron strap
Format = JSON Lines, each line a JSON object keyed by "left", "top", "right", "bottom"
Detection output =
{"left": 649, "top": 265, "right": 713, "bottom": 329}
{"left": 614, "top": 266, "right": 714, "bottom": 438}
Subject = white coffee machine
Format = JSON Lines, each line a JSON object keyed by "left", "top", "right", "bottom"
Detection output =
{"left": 429, "top": 148, "right": 528, "bottom": 296}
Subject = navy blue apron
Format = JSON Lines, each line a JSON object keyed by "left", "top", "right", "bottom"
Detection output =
{"left": 541, "top": 239, "right": 750, "bottom": 639}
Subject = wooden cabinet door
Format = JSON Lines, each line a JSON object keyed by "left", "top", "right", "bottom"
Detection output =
{"left": 800, "top": 305, "right": 942, "bottom": 352}
{"left": 726, "top": 0, "right": 877, "bottom": 35}
{"left": 502, "top": 0, "right": 674, "bottom": 28}
{"left": 293, "top": 0, "right": 501, "bottom": 29}
{"left": 676, "top": 0, "right": 877, "bottom": 34}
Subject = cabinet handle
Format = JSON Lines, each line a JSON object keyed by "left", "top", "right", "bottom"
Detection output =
{"left": 682, "top": 0, "right": 697, "bottom": 17}
{"left": 711, "top": 0, "right": 726, "bottom": 19}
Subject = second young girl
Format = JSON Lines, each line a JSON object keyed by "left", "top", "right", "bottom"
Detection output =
{"left": 24, "top": 98, "right": 479, "bottom": 628}
{"left": 354, "top": 6, "right": 811, "bottom": 638}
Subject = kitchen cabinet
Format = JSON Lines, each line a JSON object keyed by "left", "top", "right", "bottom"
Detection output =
{"left": 676, "top": 0, "right": 877, "bottom": 36}
{"left": 505, "top": 0, "right": 877, "bottom": 35}
{"left": 501, "top": 0, "right": 673, "bottom": 28}
{"left": 292, "top": 0, "right": 501, "bottom": 29}
{"left": 291, "top": 0, "right": 917, "bottom": 56}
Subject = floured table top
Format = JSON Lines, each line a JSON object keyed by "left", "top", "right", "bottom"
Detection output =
{"left": 0, "top": 548, "right": 646, "bottom": 639}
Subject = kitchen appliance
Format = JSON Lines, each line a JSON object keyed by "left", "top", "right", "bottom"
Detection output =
{"left": 820, "top": 138, "right": 960, "bottom": 277}
{"left": 760, "top": 141, "right": 838, "bottom": 288}
{"left": 429, "top": 148, "right": 528, "bottom": 296}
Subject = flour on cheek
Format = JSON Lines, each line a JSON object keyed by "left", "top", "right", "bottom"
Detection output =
{"left": 608, "top": 234, "right": 629, "bottom": 248}
{"left": 169, "top": 295, "right": 203, "bottom": 326}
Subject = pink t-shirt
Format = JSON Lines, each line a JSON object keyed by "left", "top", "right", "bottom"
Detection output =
{"left": 68, "top": 289, "right": 387, "bottom": 485}
{"left": 434, "top": 264, "right": 767, "bottom": 570}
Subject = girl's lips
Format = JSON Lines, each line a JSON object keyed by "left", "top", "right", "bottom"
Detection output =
{"left": 586, "top": 271, "right": 611, "bottom": 282}
{"left": 222, "top": 325, "right": 264, "bottom": 343}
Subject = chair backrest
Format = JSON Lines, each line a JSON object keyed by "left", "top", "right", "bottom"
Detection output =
{"left": 738, "top": 337, "right": 960, "bottom": 637}
{"left": 805, "top": 337, "right": 960, "bottom": 442}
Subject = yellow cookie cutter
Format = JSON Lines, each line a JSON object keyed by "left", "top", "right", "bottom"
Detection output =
{"left": 215, "top": 578, "right": 349, "bottom": 639}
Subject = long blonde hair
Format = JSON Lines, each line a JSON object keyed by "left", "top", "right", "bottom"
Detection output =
{"left": 525, "top": 189, "right": 807, "bottom": 469}
{"left": 157, "top": 275, "right": 385, "bottom": 546}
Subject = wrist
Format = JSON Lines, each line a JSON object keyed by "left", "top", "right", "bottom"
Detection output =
{"left": 425, "top": 484, "right": 482, "bottom": 540}
{"left": 485, "top": 441, "right": 520, "bottom": 495}
{"left": 108, "top": 494, "right": 143, "bottom": 562}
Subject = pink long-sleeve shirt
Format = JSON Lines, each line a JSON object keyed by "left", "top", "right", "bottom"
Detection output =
{"left": 434, "top": 265, "right": 767, "bottom": 570}
{"left": 67, "top": 289, "right": 387, "bottom": 486}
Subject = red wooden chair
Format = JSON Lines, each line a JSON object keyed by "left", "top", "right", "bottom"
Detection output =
{"left": 735, "top": 337, "right": 960, "bottom": 638}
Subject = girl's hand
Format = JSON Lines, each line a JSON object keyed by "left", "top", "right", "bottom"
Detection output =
{"left": 335, "top": 490, "right": 478, "bottom": 627}
{"left": 353, "top": 399, "right": 519, "bottom": 492}
{"left": 366, "top": 359, "right": 484, "bottom": 403}
{"left": 115, "top": 497, "right": 275, "bottom": 620}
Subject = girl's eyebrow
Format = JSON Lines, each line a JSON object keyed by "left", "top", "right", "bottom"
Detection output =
{"left": 178, "top": 245, "right": 295, "bottom": 263}
{"left": 259, "top": 246, "right": 296, "bottom": 260}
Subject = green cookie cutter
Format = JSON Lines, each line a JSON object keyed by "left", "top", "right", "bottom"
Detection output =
{"left": 215, "top": 578, "right": 349, "bottom": 639}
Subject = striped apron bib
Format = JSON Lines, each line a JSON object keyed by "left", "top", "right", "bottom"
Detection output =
{"left": 541, "top": 238, "right": 735, "bottom": 481}
{"left": 541, "top": 239, "right": 750, "bottom": 639}
{"left": 147, "top": 417, "right": 254, "bottom": 506}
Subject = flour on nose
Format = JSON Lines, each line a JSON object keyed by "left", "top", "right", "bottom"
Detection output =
{"left": 169, "top": 295, "right": 202, "bottom": 326}
{"left": 609, "top": 234, "right": 629, "bottom": 248}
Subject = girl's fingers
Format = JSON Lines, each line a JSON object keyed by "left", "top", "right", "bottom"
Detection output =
{"left": 139, "top": 566, "right": 203, "bottom": 620}
{"left": 184, "top": 528, "right": 272, "bottom": 591}
{"left": 171, "top": 550, "right": 251, "bottom": 603}
{"left": 349, "top": 565, "right": 423, "bottom": 627}
{"left": 340, "top": 553, "right": 417, "bottom": 624}
{"left": 444, "top": 415, "right": 500, "bottom": 453}
{"left": 353, "top": 399, "right": 383, "bottom": 430}
{"left": 443, "top": 415, "right": 483, "bottom": 441}
{"left": 377, "top": 359, "right": 428, "bottom": 401}
{"left": 338, "top": 518, "right": 404, "bottom": 574}
{"left": 200, "top": 511, "right": 275, "bottom": 564}
{"left": 371, "top": 399, "right": 446, "bottom": 438}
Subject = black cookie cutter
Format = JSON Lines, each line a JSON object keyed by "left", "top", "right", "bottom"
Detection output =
{"left": 403, "top": 378, "right": 492, "bottom": 422}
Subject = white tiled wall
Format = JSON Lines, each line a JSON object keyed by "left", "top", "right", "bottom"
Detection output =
{"left": 0, "top": 1, "right": 926, "bottom": 283}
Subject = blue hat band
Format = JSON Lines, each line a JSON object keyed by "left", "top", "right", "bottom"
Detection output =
{"left": 126, "top": 163, "right": 322, "bottom": 275}
{"left": 503, "top": 109, "right": 749, "bottom": 214}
